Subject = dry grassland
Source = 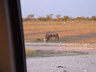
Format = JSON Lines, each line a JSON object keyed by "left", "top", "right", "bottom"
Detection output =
{"left": 23, "top": 20, "right": 96, "bottom": 43}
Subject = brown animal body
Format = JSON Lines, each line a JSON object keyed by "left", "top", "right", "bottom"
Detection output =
{"left": 44, "top": 32, "right": 59, "bottom": 42}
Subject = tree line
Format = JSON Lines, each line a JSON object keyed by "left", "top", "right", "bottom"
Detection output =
{"left": 23, "top": 14, "right": 96, "bottom": 22}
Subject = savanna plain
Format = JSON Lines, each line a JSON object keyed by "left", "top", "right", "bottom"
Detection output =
{"left": 23, "top": 20, "right": 96, "bottom": 72}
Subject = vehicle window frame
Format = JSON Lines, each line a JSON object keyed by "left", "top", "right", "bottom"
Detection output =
{"left": 8, "top": 0, "right": 27, "bottom": 72}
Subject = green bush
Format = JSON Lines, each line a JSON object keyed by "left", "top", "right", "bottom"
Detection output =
{"left": 62, "top": 16, "right": 70, "bottom": 21}
{"left": 36, "top": 38, "right": 42, "bottom": 41}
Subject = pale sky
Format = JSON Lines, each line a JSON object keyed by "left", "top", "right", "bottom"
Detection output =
{"left": 20, "top": 0, "right": 96, "bottom": 18}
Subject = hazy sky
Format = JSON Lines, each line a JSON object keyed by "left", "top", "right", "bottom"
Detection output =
{"left": 20, "top": 0, "right": 96, "bottom": 18}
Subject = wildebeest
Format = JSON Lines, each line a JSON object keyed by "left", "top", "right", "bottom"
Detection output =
{"left": 44, "top": 32, "right": 59, "bottom": 42}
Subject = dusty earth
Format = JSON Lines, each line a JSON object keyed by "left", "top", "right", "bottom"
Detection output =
{"left": 25, "top": 43, "right": 96, "bottom": 72}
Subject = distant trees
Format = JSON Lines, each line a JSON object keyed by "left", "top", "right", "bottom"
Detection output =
{"left": 56, "top": 14, "right": 61, "bottom": 21}
{"left": 37, "top": 14, "right": 54, "bottom": 21}
{"left": 75, "top": 16, "right": 87, "bottom": 20}
{"left": 23, "top": 14, "right": 35, "bottom": 21}
{"left": 37, "top": 16, "right": 46, "bottom": 21}
{"left": 46, "top": 14, "right": 53, "bottom": 21}
{"left": 23, "top": 14, "right": 96, "bottom": 22}
{"left": 75, "top": 17, "right": 81, "bottom": 20}
{"left": 62, "top": 16, "right": 70, "bottom": 21}
{"left": 27, "top": 14, "right": 34, "bottom": 19}
{"left": 90, "top": 16, "right": 96, "bottom": 20}
{"left": 86, "top": 17, "right": 90, "bottom": 20}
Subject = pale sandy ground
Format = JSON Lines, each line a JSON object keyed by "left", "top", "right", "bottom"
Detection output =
{"left": 25, "top": 43, "right": 96, "bottom": 72}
